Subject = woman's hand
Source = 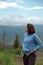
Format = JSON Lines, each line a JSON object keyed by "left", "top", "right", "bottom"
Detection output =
{"left": 30, "top": 50, "right": 36, "bottom": 53}
{"left": 30, "top": 50, "right": 34, "bottom": 53}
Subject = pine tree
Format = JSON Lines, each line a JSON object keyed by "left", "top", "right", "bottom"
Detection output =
{"left": 14, "top": 33, "right": 20, "bottom": 49}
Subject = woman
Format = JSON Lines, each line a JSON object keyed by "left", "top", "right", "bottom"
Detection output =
{"left": 22, "top": 23, "right": 43, "bottom": 65}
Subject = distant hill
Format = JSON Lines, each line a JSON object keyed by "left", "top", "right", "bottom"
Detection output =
{"left": 0, "top": 24, "right": 43, "bottom": 42}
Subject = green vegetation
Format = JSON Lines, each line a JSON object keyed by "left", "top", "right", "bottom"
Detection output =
{"left": 0, "top": 47, "right": 43, "bottom": 65}
{"left": 0, "top": 47, "right": 21, "bottom": 65}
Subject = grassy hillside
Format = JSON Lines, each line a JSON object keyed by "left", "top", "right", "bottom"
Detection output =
{"left": 0, "top": 47, "right": 43, "bottom": 65}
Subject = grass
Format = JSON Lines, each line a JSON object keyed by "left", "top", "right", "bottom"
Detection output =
{"left": 0, "top": 47, "right": 22, "bottom": 65}
{"left": 0, "top": 47, "right": 43, "bottom": 65}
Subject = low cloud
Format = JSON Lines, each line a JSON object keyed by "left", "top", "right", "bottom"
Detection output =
{"left": 28, "top": 16, "right": 43, "bottom": 24}
{"left": 0, "top": 13, "right": 43, "bottom": 26}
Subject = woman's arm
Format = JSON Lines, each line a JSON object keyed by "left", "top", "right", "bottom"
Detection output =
{"left": 33, "top": 34, "right": 43, "bottom": 51}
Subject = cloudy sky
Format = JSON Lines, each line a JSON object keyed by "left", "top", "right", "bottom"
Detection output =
{"left": 0, "top": 0, "right": 43, "bottom": 26}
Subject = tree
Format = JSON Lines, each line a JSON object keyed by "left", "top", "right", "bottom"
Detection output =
{"left": 2, "top": 30, "right": 6, "bottom": 47}
{"left": 14, "top": 33, "right": 20, "bottom": 49}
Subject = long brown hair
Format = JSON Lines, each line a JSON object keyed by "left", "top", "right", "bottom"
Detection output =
{"left": 27, "top": 23, "right": 35, "bottom": 35}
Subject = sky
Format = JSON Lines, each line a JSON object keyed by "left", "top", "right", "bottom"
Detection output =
{"left": 0, "top": 0, "right": 43, "bottom": 26}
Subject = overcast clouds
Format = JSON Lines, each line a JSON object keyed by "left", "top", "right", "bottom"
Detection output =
{"left": 0, "top": 0, "right": 43, "bottom": 26}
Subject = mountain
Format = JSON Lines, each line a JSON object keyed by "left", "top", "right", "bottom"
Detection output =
{"left": 0, "top": 24, "right": 43, "bottom": 42}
